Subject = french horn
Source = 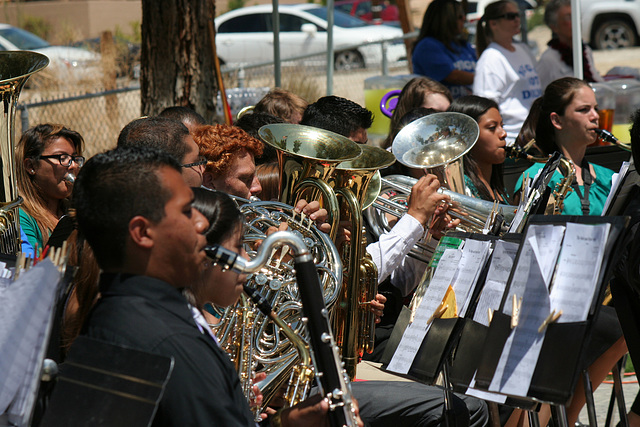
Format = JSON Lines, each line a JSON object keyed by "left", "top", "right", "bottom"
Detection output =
{"left": 209, "top": 196, "right": 343, "bottom": 416}
{"left": 0, "top": 51, "right": 49, "bottom": 254}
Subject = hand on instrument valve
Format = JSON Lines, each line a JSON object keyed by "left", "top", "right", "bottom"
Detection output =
{"left": 406, "top": 174, "right": 445, "bottom": 226}
{"left": 250, "top": 372, "right": 267, "bottom": 420}
{"left": 370, "top": 293, "right": 387, "bottom": 323}
{"left": 276, "top": 394, "right": 364, "bottom": 427}
{"left": 294, "top": 199, "right": 331, "bottom": 233}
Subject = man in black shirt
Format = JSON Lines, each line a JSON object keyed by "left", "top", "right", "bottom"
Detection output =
{"left": 73, "top": 146, "right": 335, "bottom": 426}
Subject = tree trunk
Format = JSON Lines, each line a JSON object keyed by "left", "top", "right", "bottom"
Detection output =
{"left": 141, "top": 0, "right": 219, "bottom": 123}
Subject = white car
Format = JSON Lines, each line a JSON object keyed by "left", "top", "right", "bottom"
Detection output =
{"left": 215, "top": 4, "right": 406, "bottom": 70}
{"left": 581, "top": 0, "right": 640, "bottom": 49}
{"left": 0, "top": 24, "right": 101, "bottom": 80}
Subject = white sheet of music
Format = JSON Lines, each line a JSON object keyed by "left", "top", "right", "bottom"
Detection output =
{"left": 454, "top": 239, "right": 492, "bottom": 317}
{"left": 466, "top": 374, "right": 508, "bottom": 404}
{"left": 473, "top": 240, "right": 520, "bottom": 327}
{"left": 549, "top": 222, "right": 610, "bottom": 323}
{"left": 602, "top": 161, "right": 628, "bottom": 214}
{"left": 0, "top": 260, "right": 60, "bottom": 423}
{"left": 488, "top": 226, "right": 564, "bottom": 397}
{"left": 505, "top": 225, "right": 565, "bottom": 310}
{"left": 387, "top": 248, "right": 462, "bottom": 374}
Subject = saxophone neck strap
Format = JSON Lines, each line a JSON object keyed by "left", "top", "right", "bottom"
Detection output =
{"left": 569, "top": 158, "right": 593, "bottom": 215}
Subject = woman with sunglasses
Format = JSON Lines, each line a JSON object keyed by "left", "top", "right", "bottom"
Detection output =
{"left": 473, "top": 0, "right": 542, "bottom": 146}
{"left": 16, "top": 123, "right": 84, "bottom": 252}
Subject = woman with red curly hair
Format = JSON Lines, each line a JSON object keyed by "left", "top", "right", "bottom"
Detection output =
{"left": 193, "top": 124, "right": 263, "bottom": 199}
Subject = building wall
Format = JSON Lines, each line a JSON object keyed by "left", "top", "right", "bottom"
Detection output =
{"left": 0, "top": 1, "right": 142, "bottom": 39}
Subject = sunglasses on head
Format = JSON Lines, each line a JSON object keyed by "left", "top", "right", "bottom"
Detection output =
{"left": 494, "top": 12, "right": 520, "bottom": 20}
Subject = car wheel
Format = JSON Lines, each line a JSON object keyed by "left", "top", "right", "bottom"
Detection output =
{"left": 593, "top": 19, "right": 637, "bottom": 49}
{"left": 334, "top": 50, "right": 365, "bottom": 71}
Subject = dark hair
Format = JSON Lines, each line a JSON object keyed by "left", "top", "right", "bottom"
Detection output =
{"left": 234, "top": 112, "right": 285, "bottom": 164}
{"left": 384, "top": 77, "right": 453, "bottom": 149}
{"left": 476, "top": 0, "right": 517, "bottom": 56}
{"left": 533, "top": 77, "right": 591, "bottom": 155}
{"left": 159, "top": 106, "right": 207, "bottom": 128}
{"left": 301, "top": 96, "right": 373, "bottom": 138}
{"left": 117, "top": 116, "right": 192, "bottom": 163}
{"left": 515, "top": 97, "right": 544, "bottom": 155}
{"left": 414, "top": 0, "right": 466, "bottom": 52}
{"left": 73, "top": 146, "right": 182, "bottom": 270}
{"left": 255, "top": 162, "right": 280, "bottom": 201}
{"left": 448, "top": 95, "right": 509, "bottom": 202}
{"left": 631, "top": 108, "right": 640, "bottom": 168}
{"left": 16, "top": 123, "right": 85, "bottom": 244}
{"left": 254, "top": 88, "right": 308, "bottom": 123}
{"left": 192, "top": 188, "right": 243, "bottom": 246}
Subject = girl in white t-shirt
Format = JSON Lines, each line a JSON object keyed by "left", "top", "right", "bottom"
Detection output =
{"left": 473, "top": 0, "right": 542, "bottom": 145}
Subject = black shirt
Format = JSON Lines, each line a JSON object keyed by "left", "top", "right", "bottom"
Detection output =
{"left": 82, "top": 273, "right": 254, "bottom": 427}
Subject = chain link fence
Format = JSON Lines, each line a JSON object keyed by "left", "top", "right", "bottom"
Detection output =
{"left": 17, "top": 36, "right": 414, "bottom": 157}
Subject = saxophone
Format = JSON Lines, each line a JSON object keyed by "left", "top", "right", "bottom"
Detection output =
{"left": 207, "top": 231, "right": 360, "bottom": 427}
{"left": 505, "top": 145, "right": 575, "bottom": 215}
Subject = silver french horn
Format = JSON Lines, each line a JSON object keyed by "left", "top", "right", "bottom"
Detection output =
{"left": 208, "top": 196, "right": 343, "bottom": 417}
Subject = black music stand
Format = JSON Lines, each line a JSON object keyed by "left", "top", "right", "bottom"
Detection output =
{"left": 473, "top": 216, "right": 627, "bottom": 421}
{"left": 40, "top": 336, "right": 173, "bottom": 427}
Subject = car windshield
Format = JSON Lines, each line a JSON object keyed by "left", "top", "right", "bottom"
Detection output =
{"left": 303, "top": 7, "right": 368, "bottom": 28}
{"left": 0, "top": 27, "right": 50, "bottom": 50}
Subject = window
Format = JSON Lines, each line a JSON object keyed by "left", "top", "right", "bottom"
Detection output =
{"left": 218, "top": 14, "right": 269, "bottom": 33}
{"left": 280, "top": 14, "right": 315, "bottom": 32}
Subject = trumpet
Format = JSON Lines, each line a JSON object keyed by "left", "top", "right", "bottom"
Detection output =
{"left": 372, "top": 175, "right": 516, "bottom": 235}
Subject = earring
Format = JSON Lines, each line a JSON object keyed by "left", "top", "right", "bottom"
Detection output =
{"left": 30, "top": 170, "right": 35, "bottom": 174}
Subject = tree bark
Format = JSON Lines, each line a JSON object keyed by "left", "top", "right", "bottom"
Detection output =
{"left": 141, "top": 0, "right": 219, "bottom": 123}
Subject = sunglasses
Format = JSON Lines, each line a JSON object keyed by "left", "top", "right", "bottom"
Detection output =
{"left": 494, "top": 12, "right": 520, "bottom": 20}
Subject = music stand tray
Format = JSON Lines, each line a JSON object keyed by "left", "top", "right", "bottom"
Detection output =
{"left": 40, "top": 336, "right": 174, "bottom": 427}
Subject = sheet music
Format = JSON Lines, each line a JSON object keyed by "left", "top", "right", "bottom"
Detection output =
{"left": 505, "top": 225, "right": 565, "bottom": 310}
{"left": 473, "top": 241, "right": 519, "bottom": 326}
{"left": 602, "top": 162, "right": 629, "bottom": 214}
{"left": 453, "top": 239, "right": 492, "bottom": 317}
{"left": 387, "top": 248, "right": 462, "bottom": 374}
{"left": 0, "top": 260, "right": 60, "bottom": 422}
{"left": 549, "top": 222, "right": 610, "bottom": 323}
{"left": 466, "top": 374, "right": 508, "bottom": 404}
{"left": 488, "top": 242, "right": 551, "bottom": 397}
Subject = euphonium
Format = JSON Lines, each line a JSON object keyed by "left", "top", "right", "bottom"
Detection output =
{"left": 0, "top": 52, "right": 49, "bottom": 254}
{"left": 329, "top": 145, "right": 395, "bottom": 378}
{"left": 209, "top": 196, "right": 342, "bottom": 415}
{"left": 391, "top": 112, "right": 480, "bottom": 193}
{"left": 258, "top": 124, "right": 361, "bottom": 240}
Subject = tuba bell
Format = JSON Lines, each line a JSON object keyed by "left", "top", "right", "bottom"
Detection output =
{"left": 0, "top": 51, "right": 49, "bottom": 254}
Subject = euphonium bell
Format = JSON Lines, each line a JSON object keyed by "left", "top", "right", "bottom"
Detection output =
{"left": 0, "top": 51, "right": 49, "bottom": 254}
{"left": 259, "top": 124, "right": 362, "bottom": 239}
{"left": 391, "top": 112, "right": 479, "bottom": 193}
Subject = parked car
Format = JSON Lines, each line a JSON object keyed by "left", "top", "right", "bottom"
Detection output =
{"left": 334, "top": 0, "right": 400, "bottom": 26}
{"left": 214, "top": 4, "right": 406, "bottom": 70}
{"left": 71, "top": 36, "right": 140, "bottom": 79}
{"left": 581, "top": 0, "right": 640, "bottom": 49}
{"left": 0, "top": 24, "right": 101, "bottom": 80}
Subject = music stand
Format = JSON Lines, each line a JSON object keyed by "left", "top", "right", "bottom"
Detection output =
{"left": 473, "top": 216, "right": 626, "bottom": 414}
{"left": 40, "top": 336, "right": 173, "bottom": 427}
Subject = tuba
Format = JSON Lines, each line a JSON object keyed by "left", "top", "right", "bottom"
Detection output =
{"left": 0, "top": 52, "right": 49, "bottom": 254}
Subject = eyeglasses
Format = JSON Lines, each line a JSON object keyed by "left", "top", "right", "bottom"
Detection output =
{"left": 39, "top": 154, "right": 85, "bottom": 167}
{"left": 494, "top": 12, "right": 520, "bottom": 20}
{"left": 182, "top": 156, "right": 208, "bottom": 169}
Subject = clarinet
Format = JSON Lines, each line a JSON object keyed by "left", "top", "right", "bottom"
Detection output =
{"left": 205, "top": 231, "right": 359, "bottom": 427}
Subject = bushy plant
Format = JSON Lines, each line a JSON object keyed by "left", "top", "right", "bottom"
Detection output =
{"left": 20, "top": 15, "right": 51, "bottom": 40}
